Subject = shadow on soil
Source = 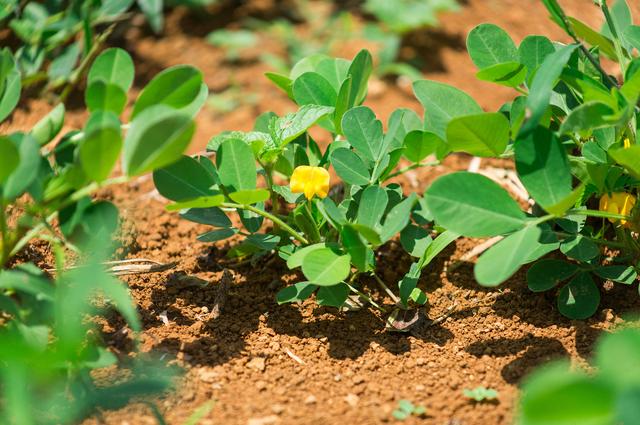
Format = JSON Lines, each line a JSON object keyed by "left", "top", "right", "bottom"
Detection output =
{"left": 133, "top": 240, "right": 457, "bottom": 367}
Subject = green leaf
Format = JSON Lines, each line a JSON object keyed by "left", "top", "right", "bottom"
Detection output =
{"left": 380, "top": 193, "right": 417, "bottom": 242}
{"left": 216, "top": 138, "right": 257, "bottom": 192}
{"left": 272, "top": 105, "right": 334, "bottom": 146}
{"left": 85, "top": 81, "right": 127, "bottom": 114}
{"left": 541, "top": 0, "right": 572, "bottom": 35}
{"left": 527, "top": 259, "right": 579, "bottom": 292}
{"left": 123, "top": 105, "right": 194, "bottom": 176}
{"left": 316, "top": 57, "right": 350, "bottom": 91}
{"left": 330, "top": 148, "right": 370, "bottom": 185}
{"left": 0, "top": 137, "right": 19, "bottom": 183}
{"left": 385, "top": 108, "right": 422, "bottom": 150}
{"left": 0, "top": 70, "right": 21, "bottom": 122}
{"left": 357, "top": 186, "right": 389, "bottom": 230}
{"left": 594, "top": 265, "right": 637, "bottom": 285}
{"left": 334, "top": 76, "right": 352, "bottom": 133}
{"left": 596, "top": 328, "right": 640, "bottom": 390}
{"left": 30, "top": 103, "right": 65, "bottom": 146}
{"left": 265, "top": 72, "right": 293, "bottom": 99}
{"left": 276, "top": 281, "right": 317, "bottom": 304}
{"left": 2, "top": 133, "right": 39, "bottom": 201}
{"left": 341, "top": 106, "right": 383, "bottom": 162}
{"left": 398, "top": 263, "right": 420, "bottom": 307}
{"left": 403, "top": 130, "right": 441, "bottom": 163}
{"left": 519, "top": 362, "right": 616, "bottom": 425}
{"left": 557, "top": 273, "right": 601, "bottom": 319}
{"left": 47, "top": 42, "right": 80, "bottom": 82}
{"left": 228, "top": 189, "right": 270, "bottom": 205}
{"left": 131, "top": 65, "right": 206, "bottom": 118}
{"left": 180, "top": 208, "right": 231, "bottom": 227}
{"left": 624, "top": 25, "right": 640, "bottom": 51}
{"left": 475, "top": 62, "right": 527, "bottom": 87}
{"left": 520, "top": 44, "right": 578, "bottom": 137}
{"left": 446, "top": 112, "right": 510, "bottom": 157}
{"left": 515, "top": 126, "right": 572, "bottom": 210}
{"left": 559, "top": 101, "right": 616, "bottom": 135}
{"left": 568, "top": 17, "right": 618, "bottom": 60}
{"left": 153, "top": 155, "right": 217, "bottom": 201}
{"left": 292, "top": 72, "right": 337, "bottom": 106}
{"left": 400, "top": 225, "right": 432, "bottom": 258}
{"left": 88, "top": 47, "right": 135, "bottom": 93}
{"left": 286, "top": 243, "right": 327, "bottom": 269}
{"left": 601, "top": 0, "right": 632, "bottom": 48}
{"left": 137, "top": 0, "right": 163, "bottom": 33}
{"left": 609, "top": 146, "right": 640, "bottom": 178}
{"left": 346, "top": 49, "right": 373, "bottom": 108}
{"left": 466, "top": 24, "right": 518, "bottom": 69}
{"left": 518, "top": 35, "right": 555, "bottom": 77}
{"left": 418, "top": 230, "right": 459, "bottom": 269}
{"left": 413, "top": 79, "right": 482, "bottom": 140}
{"left": 560, "top": 235, "right": 600, "bottom": 261}
{"left": 316, "top": 283, "right": 350, "bottom": 307}
{"left": 341, "top": 225, "right": 371, "bottom": 272}
{"left": 424, "top": 172, "right": 526, "bottom": 237}
{"left": 197, "top": 228, "right": 237, "bottom": 242}
{"left": 78, "top": 126, "right": 122, "bottom": 182}
{"left": 474, "top": 225, "right": 543, "bottom": 287}
{"left": 301, "top": 248, "right": 351, "bottom": 286}
{"left": 166, "top": 195, "right": 225, "bottom": 211}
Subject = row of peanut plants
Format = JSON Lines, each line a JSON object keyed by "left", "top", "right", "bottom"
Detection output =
{"left": 1, "top": 0, "right": 639, "bottom": 424}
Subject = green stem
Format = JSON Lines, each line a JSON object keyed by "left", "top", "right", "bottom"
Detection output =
{"left": 372, "top": 272, "right": 400, "bottom": 304}
{"left": 0, "top": 202, "right": 8, "bottom": 266}
{"left": 346, "top": 282, "right": 386, "bottom": 313}
{"left": 222, "top": 202, "right": 308, "bottom": 244}
{"left": 554, "top": 231, "right": 628, "bottom": 250}
{"left": 599, "top": 0, "right": 628, "bottom": 76}
{"left": 58, "top": 25, "right": 114, "bottom": 103}
{"left": 386, "top": 160, "right": 440, "bottom": 180}
{"left": 566, "top": 208, "right": 632, "bottom": 221}
{"left": 304, "top": 200, "right": 321, "bottom": 243}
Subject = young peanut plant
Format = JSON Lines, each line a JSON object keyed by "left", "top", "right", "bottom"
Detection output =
{"left": 0, "top": 44, "right": 206, "bottom": 422}
{"left": 154, "top": 49, "right": 455, "bottom": 327}
{"left": 422, "top": 0, "right": 640, "bottom": 319}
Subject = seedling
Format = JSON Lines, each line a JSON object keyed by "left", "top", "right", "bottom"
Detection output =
{"left": 154, "top": 49, "right": 455, "bottom": 324}
{"left": 392, "top": 399, "right": 427, "bottom": 420}
{"left": 463, "top": 387, "right": 499, "bottom": 402}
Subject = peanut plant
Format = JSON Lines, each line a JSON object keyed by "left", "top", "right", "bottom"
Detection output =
{"left": 0, "top": 44, "right": 206, "bottom": 423}
{"left": 423, "top": 0, "right": 640, "bottom": 319}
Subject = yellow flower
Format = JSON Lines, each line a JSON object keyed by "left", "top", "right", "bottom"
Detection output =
{"left": 290, "top": 166, "right": 330, "bottom": 200}
{"left": 599, "top": 192, "right": 636, "bottom": 227}
{"left": 624, "top": 138, "right": 632, "bottom": 148}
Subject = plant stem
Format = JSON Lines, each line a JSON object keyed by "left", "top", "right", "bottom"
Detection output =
{"left": 372, "top": 272, "right": 400, "bottom": 304}
{"left": 554, "top": 231, "right": 627, "bottom": 249}
{"left": 386, "top": 160, "right": 440, "bottom": 180}
{"left": 222, "top": 202, "right": 308, "bottom": 244}
{"left": 599, "top": 0, "right": 628, "bottom": 76}
{"left": 566, "top": 208, "right": 632, "bottom": 221}
{"left": 304, "top": 200, "right": 321, "bottom": 243}
{"left": 58, "top": 24, "right": 114, "bottom": 103}
{"left": 0, "top": 202, "right": 8, "bottom": 266}
{"left": 346, "top": 282, "right": 386, "bottom": 313}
